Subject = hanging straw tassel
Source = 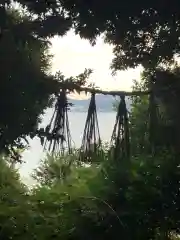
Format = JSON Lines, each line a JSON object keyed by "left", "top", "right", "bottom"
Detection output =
{"left": 38, "top": 90, "right": 72, "bottom": 155}
{"left": 110, "top": 96, "right": 130, "bottom": 161}
{"left": 80, "top": 93, "right": 101, "bottom": 163}
{"left": 148, "top": 91, "right": 158, "bottom": 154}
{"left": 148, "top": 74, "right": 159, "bottom": 154}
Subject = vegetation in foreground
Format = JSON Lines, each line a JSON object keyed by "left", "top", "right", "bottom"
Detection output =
{"left": 1, "top": 147, "right": 180, "bottom": 239}
{"left": 1, "top": 1, "right": 180, "bottom": 239}
{"left": 1, "top": 77, "right": 180, "bottom": 239}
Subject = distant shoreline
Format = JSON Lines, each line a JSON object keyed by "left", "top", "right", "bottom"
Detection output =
{"left": 69, "top": 108, "right": 115, "bottom": 113}
{"left": 68, "top": 94, "right": 131, "bottom": 113}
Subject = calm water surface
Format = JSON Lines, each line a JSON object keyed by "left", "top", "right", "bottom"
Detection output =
{"left": 20, "top": 110, "right": 116, "bottom": 184}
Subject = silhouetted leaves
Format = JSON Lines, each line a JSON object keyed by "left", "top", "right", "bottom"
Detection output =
{"left": 12, "top": 0, "right": 180, "bottom": 71}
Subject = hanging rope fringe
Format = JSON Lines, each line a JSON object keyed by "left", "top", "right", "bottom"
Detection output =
{"left": 79, "top": 93, "right": 101, "bottom": 162}
{"left": 148, "top": 91, "right": 158, "bottom": 154}
{"left": 35, "top": 82, "right": 164, "bottom": 159}
{"left": 110, "top": 96, "right": 130, "bottom": 161}
{"left": 38, "top": 91, "right": 72, "bottom": 155}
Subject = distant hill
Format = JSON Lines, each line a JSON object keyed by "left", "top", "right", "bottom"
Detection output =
{"left": 68, "top": 94, "right": 132, "bottom": 112}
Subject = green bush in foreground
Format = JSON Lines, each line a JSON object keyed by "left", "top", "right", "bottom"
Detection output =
{"left": 0, "top": 148, "right": 180, "bottom": 239}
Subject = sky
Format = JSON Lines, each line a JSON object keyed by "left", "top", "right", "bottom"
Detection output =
{"left": 50, "top": 31, "right": 142, "bottom": 99}
{"left": 20, "top": 30, "right": 143, "bottom": 185}
{"left": 12, "top": 1, "right": 142, "bottom": 93}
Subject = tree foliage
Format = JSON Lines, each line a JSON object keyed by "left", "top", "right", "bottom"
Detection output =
{"left": 0, "top": 85, "right": 180, "bottom": 239}
{"left": 1, "top": 1, "right": 180, "bottom": 240}
{"left": 1, "top": 148, "right": 180, "bottom": 239}
{"left": 0, "top": 6, "right": 57, "bottom": 160}
{"left": 10, "top": 0, "right": 180, "bottom": 71}
{"left": 32, "top": 152, "right": 78, "bottom": 186}
{"left": 0, "top": 4, "right": 92, "bottom": 160}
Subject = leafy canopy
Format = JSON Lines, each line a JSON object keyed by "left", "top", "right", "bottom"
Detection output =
{"left": 0, "top": 7, "right": 57, "bottom": 160}
{"left": 13, "top": 0, "right": 180, "bottom": 71}
{"left": 0, "top": 4, "right": 92, "bottom": 160}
